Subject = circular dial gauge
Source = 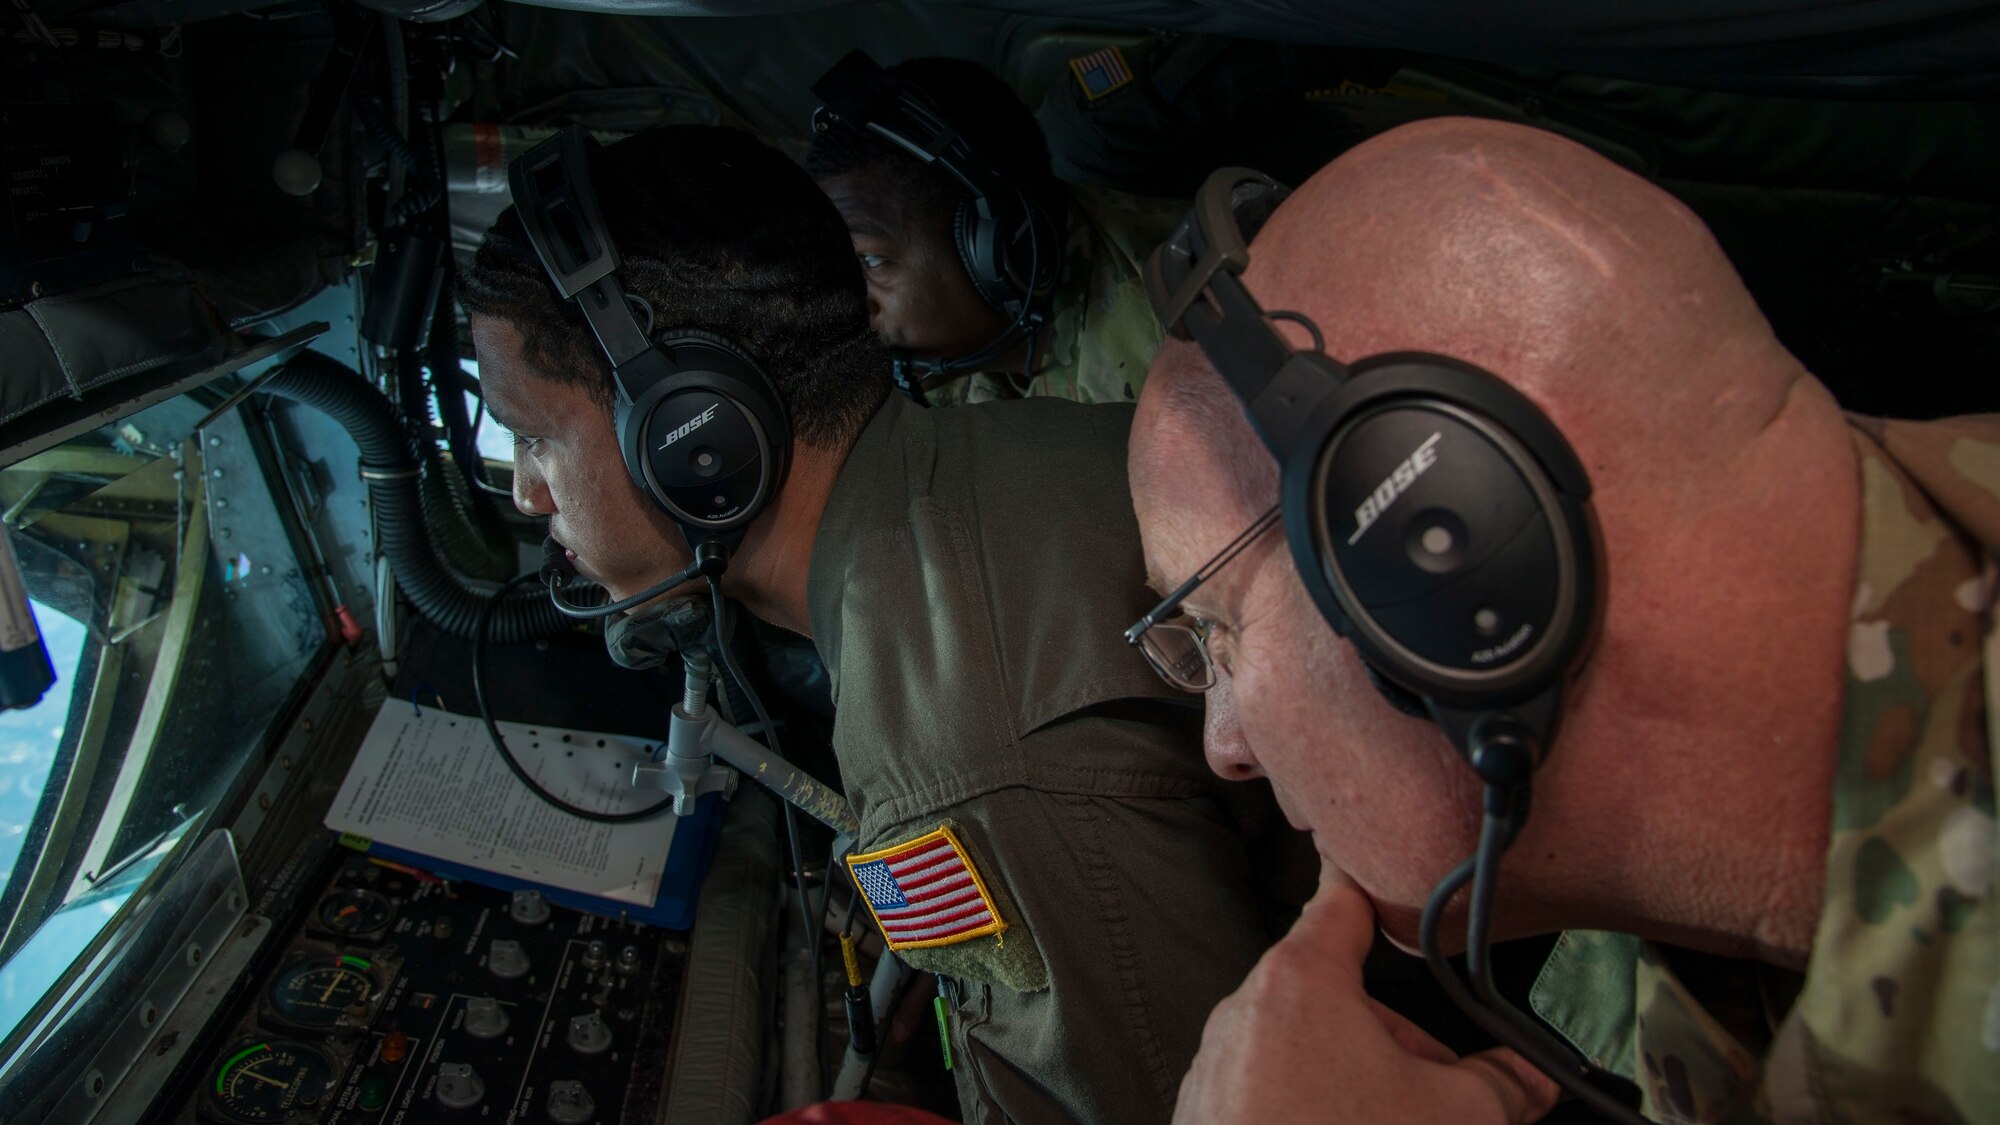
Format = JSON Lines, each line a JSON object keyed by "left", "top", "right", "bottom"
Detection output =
{"left": 316, "top": 888, "right": 393, "bottom": 935}
{"left": 206, "top": 1039, "right": 336, "bottom": 1123}
{"left": 269, "top": 956, "right": 378, "bottom": 1028}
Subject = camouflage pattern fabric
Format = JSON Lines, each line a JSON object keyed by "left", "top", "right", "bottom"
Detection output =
{"left": 1529, "top": 414, "right": 2000, "bottom": 1125}
{"left": 923, "top": 184, "right": 1183, "bottom": 407}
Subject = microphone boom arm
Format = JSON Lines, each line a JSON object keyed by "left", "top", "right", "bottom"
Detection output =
{"left": 633, "top": 649, "right": 859, "bottom": 836}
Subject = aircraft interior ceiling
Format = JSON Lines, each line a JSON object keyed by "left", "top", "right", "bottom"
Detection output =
{"left": 0, "top": 1, "right": 1994, "bottom": 1122}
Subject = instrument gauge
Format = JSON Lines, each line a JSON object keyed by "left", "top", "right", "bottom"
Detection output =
{"left": 315, "top": 888, "right": 393, "bottom": 936}
{"left": 204, "top": 1039, "right": 336, "bottom": 1123}
{"left": 269, "top": 955, "right": 379, "bottom": 1029}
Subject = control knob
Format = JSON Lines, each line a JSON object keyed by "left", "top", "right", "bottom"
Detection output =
{"left": 547, "top": 1079, "right": 596, "bottom": 1124}
{"left": 488, "top": 939, "right": 529, "bottom": 979}
{"left": 567, "top": 1011, "right": 613, "bottom": 1056}
{"left": 510, "top": 889, "right": 550, "bottom": 926}
{"left": 435, "top": 1062, "right": 484, "bottom": 1109}
{"left": 464, "top": 996, "right": 509, "bottom": 1039}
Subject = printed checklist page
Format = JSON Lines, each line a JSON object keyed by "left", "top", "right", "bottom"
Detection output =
{"left": 325, "top": 706, "right": 676, "bottom": 906}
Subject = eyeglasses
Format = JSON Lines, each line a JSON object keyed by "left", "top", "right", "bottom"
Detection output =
{"left": 1125, "top": 506, "right": 1281, "bottom": 692}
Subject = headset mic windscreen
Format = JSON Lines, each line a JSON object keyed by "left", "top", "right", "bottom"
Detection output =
{"left": 540, "top": 536, "right": 578, "bottom": 587}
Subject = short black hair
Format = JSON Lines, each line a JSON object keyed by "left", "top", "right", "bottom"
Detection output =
{"left": 804, "top": 56, "right": 1060, "bottom": 225}
{"left": 460, "top": 124, "right": 889, "bottom": 449}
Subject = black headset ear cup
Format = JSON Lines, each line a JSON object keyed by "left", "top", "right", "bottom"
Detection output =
{"left": 616, "top": 329, "right": 793, "bottom": 534}
{"left": 1280, "top": 355, "right": 1599, "bottom": 714}
{"left": 644, "top": 328, "right": 793, "bottom": 455}
{"left": 953, "top": 196, "right": 1016, "bottom": 314}
{"left": 661, "top": 328, "right": 783, "bottom": 399}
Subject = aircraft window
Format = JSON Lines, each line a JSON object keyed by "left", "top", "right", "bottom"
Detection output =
{"left": 0, "top": 601, "right": 86, "bottom": 897}
{"left": 459, "top": 359, "right": 516, "bottom": 469}
{"left": 0, "top": 387, "right": 329, "bottom": 1047}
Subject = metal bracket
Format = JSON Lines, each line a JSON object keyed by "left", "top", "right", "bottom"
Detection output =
{"left": 33, "top": 830, "right": 250, "bottom": 1125}
{"left": 631, "top": 722, "right": 739, "bottom": 815}
{"left": 631, "top": 656, "right": 858, "bottom": 836}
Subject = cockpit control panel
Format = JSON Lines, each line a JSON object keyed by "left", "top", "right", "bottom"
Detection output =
{"left": 174, "top": 853, "right": 687, "bottom": 1124}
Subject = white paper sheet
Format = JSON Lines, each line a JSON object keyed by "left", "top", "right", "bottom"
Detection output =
{"left": 324, "top": 706, "right": 678, "bottom": 906}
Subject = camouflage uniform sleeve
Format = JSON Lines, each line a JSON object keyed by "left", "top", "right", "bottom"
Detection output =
{"left": 1531, "top": 415, "right": 2000, "bottom": 1125}
{"left": 1763, "top": 417, "right": 2000, "bottom": 1125}
{"left": 929, "top": 185, "right": 1183, "bottom": 409}
{"left": 1038, "top": 185, "right": 1184, "bottom": 405}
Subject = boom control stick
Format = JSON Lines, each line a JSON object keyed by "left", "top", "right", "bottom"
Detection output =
{"left": 631, "top": 649, "right": 861, "bottom": 837}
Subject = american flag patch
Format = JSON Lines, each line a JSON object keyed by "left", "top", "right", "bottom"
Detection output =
{"left": 847, "top": 826, "right": 1007, "bottom": 951}
{"left": 1069, "top": 46, "right": 1135, "bottom": 101}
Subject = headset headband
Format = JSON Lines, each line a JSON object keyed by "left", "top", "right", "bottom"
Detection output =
{"left": 810, "top": 51, "right": 1056, "bottom": 398}
{"left": 1144, "top": 168, "right": 1359, "bottom": 456}
{"left": 810, "top": 52, "right": 1015, "bottom": 221}
{"left": 508, "top": 126, "right": 671, "bottom": 389}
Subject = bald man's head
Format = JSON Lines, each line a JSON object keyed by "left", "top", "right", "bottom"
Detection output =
{"left": 1132, "top": 117, "right": 1859, "bottom": 946}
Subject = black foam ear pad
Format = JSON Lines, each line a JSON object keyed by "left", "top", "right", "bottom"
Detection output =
{"left": 614, "top": 330, "right": 791, "bottom": 534}
{"left": 953, "top": 196, "right": 1018, "bottom": 315}
{"left": 1363, "top": 658, "right": 1433, "bottom": 718}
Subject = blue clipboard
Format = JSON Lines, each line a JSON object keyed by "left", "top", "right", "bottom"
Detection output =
{"left": 347, "top": 790, "right": 728, "bottom": 930}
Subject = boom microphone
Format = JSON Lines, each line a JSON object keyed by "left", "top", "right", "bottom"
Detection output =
{"left": 542, "top": 535, "right": 730, "bottom": 620}
{"left": 540, "top": 535, "right": 576, "bottom": 586}
{"left": 541, "top": 536, "right": 694, "bottom": 620}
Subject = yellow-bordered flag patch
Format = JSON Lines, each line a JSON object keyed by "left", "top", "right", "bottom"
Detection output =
{"left": 848, "top": 826, "right": 1007, "bottom": 951}
{"left": 1070, "top": 46, "right": 1135, "bottom": 101}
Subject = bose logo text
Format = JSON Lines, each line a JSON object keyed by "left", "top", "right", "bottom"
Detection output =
{"left": 659, "top": 404, "right": 720, "bottom": 451}
{"left": 1347, "top": 432, "right": 1441, "bottom": 545}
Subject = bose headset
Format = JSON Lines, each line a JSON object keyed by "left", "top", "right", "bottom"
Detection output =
{"left": 507, "top": 125, "right": 792, "bottom": 618}
{"left": 809, "top": 50, "right": 1060, "bottom": 402}
{"left": 1144, "top": 167, "right": 1650, "bottom": 1124}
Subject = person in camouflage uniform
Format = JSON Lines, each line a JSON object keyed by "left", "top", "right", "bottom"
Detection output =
{"left": 941, "top": 180, "right": 1182, "bottom": 406}
{"left": 1126, "top": 116, "right": 1997, "bottom": 1124}
{"left": 1528, "top": 414, "right": 1999, "bottom": 1124}
{"left": 805, "top": 56, "right": 1180, "bottom": 408}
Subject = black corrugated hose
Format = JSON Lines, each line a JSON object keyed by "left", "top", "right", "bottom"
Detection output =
{"left": 261, "top": 349, "right": 570, "bottom": 643}
{"left": 396, "top": 349, "right": 515, "bottom": 583}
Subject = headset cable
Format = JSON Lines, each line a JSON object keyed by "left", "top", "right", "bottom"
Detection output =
{"left": 473, "top": 572, "right": 675, "bottom": 823}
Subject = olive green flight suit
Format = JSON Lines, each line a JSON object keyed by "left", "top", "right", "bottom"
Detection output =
{"left": 808, "top": 393, "right": 1279, "bottom": 1124}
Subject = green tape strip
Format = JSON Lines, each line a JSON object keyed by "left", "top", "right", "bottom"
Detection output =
{"left": 216, "top": 1043, "right": 268, "bottom": 1094}
{"left": 933, "top": 996, "right": 952, "bottom": 1071}
{"left": 336, "top": 832, "right": 372, "bottom": 852}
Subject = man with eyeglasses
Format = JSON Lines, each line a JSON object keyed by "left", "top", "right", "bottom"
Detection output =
{"left": 1127, "top": 117, "right": 1998, "bottom": 1124}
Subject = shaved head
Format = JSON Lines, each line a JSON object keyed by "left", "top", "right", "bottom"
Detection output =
{"left": 1141, "top": 117, "right": 1812, "bottom": 531}
{"left": 1134, "top": 118, "right": 1855, "bottom": 955}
